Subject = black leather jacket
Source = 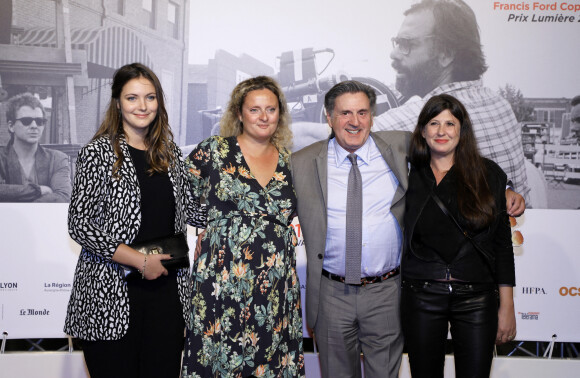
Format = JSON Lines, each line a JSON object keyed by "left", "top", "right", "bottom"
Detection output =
{"left": 403, "top": 159, "right": 515, "bottom": 285}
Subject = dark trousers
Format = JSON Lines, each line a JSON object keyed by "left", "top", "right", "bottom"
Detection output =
{"left": 401, "top": 279, "right": 498, "bottom": 378}
{"left": 81, "top": 271, "right": 185, "bottom": 378}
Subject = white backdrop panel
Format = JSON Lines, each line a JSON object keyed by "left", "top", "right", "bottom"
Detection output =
{"left": 2, "top": 207, "right": 580, "bottom": 341}
{"left": 0, "top": 203, "right": 201, "bottom": 339}
{"left": 0, "top": 204, "right": 76, "bottom": 339}
{"left": 511, "top": 210, "right": 580, "bottom": 342}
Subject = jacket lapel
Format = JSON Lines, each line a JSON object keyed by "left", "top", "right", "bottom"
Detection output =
{"left": 118, "top": 138, "right": 140, "bottom": 191}
{"left": 34, "top": 146, "right": 50, "bottom": 185}
{"left": 6, "top": 146, "right": 23, "bottom": 184}
{"left": 371, "top": 132, "right": 408, "bottom": 190}
{"left": 371, "top": 132, "right": 408, "bottom": 208}
{"left": 315, "top": 140, "right": 329, "bottom": 211}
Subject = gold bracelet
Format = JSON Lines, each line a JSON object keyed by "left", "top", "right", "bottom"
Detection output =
{"left": 141, "top": 254, "right": 148, "bottom": 279}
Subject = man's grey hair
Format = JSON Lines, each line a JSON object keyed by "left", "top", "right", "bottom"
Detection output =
{"left": 324, "top": 80, "right": 377, "bottom": 117}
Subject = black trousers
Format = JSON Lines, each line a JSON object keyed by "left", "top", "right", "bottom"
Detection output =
{"left": 81, "top": 271, "right": 185, "bottom": 378}
{"left": 401, "top": 279, "right": 498, "bottom": 378}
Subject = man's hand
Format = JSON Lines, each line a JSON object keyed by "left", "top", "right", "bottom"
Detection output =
{"left": 505, "top": 188, "right": 525, "bottom": 217}
{"left": 39, "top": 185, "right": 54, "bottom": 195}
{"left": 194, "top": 230, "right": 206, "bottom": 260}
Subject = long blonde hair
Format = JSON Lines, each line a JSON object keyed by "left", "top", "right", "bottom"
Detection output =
{"left": 220, "top": 76, "right": 292, "bottom": 149}
{"left": 93, "top": 63, "right": 175, "bottom": 176}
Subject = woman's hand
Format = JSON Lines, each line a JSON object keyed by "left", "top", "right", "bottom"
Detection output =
{"left": 112, "top": 243, "right": 169, "bottom": 280}
{"left": 496, "top": 286, "right": 517, "bottom": 345}
{"left": 141, "top": 254, "right": 170, "bottom": 280}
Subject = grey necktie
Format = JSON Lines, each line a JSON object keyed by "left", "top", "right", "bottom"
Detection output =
{"left": 345, "top": 153, "right": 362, "bottom": 284}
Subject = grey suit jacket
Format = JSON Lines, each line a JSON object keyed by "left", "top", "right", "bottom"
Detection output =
{"left": 291, "top": 130, "right": 411, "bottom": 329}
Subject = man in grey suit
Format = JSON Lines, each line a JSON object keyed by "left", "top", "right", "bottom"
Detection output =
{"left": 292, "top": 81, "right": 409, "bottom": 378}
{"left": 291, "top": 80, "right": 526, "bottom": 378}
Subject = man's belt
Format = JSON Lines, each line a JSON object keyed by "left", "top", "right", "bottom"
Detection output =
{"left": 322, "top": 266, "right": 400, "bottom": 286}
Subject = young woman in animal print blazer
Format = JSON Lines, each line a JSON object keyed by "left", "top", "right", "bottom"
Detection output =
{"left": 64, "top": 63, "right": 205, "bottom": 378}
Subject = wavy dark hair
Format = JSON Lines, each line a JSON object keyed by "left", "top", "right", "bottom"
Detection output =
{"left": 6, "top": 92, "right": 46, "bottom": 123}
{"left": 92, "top": 62, "right": 174, "bottom": 176}
{"left": 5, "top": 92, "right": 46, "bottom": 145}
{"left": 405, "top": 0, "right": 488, "bottom": 81}
{"left": 409, "top": 94, "right": 495, "bottom": 229}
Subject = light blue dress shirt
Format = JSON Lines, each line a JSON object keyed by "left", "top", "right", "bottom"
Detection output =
{"left": 323, "top": 136, "right": 402, "bottom": 277}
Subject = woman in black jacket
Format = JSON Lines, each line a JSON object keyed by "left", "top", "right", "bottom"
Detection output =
{"left": 402, "top": 94, "right": 516, "bottom": 378}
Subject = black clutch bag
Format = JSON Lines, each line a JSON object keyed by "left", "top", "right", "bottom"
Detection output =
{"left": 129, "top": 232, "right": 190, "bottom": 270}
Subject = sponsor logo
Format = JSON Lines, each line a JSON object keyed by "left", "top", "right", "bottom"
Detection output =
{"left": 43, "top": 282, "right": 72, "bottom": 292}
{"left": 0, "top": 282, "right": 18, "bottom": 291}
{"left": 521, "top": 287, "right": 547, "bottom": 295}
{"left": 19, "top": 308, "right": 51, "bottom": 316}
{"left": 291, "top": 224, "right": 305, "bottom": 247}
{"left": 291, "top": 223, "right": 302, "bottom": 237}
{"left": 518, "top": 311, "right": 540, "bottom": 320}
{"left": 559, "top": 287, "right": 580, "bottom": 296}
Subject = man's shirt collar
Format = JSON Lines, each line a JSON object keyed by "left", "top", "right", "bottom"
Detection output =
{"left": 330, "top": 135, "right": 373, "bottom": 168}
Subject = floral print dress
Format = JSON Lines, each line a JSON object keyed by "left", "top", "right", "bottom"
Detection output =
{"left": 182, "top": 136, "right": 304, "bottom": 378}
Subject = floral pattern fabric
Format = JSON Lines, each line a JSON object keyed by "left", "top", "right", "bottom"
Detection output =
{"left": 182, "top": 136, "right": 304, "bottom": 378}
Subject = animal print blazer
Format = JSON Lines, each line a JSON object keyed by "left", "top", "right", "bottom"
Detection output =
{"left": 64, "top": 136, "right": 206, "bottom": 340}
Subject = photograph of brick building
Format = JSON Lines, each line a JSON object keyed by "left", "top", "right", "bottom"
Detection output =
{"left": 0, "top": 0, "right": 189, "bottom": 189}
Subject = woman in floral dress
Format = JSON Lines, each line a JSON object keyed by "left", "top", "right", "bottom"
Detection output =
{"left": 182, "top": 76, "right": 304, "bottom": 378}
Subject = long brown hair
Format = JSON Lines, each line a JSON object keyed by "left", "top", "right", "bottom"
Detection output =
{"left": 409, "top": 94, "right": 495, "bottom": 229}
{"left": 93, "top": 63, "right": 175, "bottom": 176}
{"left": 220, "top": 76, "right": 292, "bottom": 149}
